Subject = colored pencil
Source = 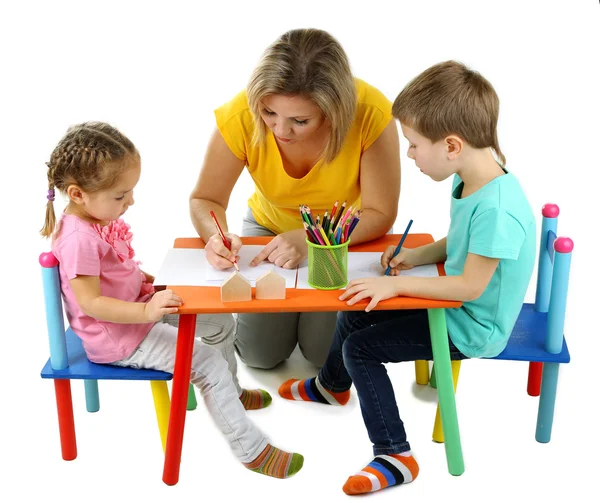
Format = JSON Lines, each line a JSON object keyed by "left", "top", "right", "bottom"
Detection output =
{"left": 385, "top": 219, "right": 413, "bottom": 276}
{"left": 209, "top": 210, "right": 239, "bottom": 271}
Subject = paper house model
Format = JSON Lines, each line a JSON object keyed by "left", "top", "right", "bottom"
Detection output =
{"left": 221, "top": 271, "right": 252, "bottom": 302}
{"left": 255, "top": 269, "right": 286, "bottom": 300}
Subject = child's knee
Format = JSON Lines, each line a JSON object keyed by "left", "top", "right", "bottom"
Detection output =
{"left": 341, "top": 333, "right": 366, "bottom": 362}
{"left": 191, "top": 344, "right": 229, "bottom": 380}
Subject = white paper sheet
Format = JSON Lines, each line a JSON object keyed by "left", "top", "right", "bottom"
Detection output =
{"left": 296, "top": 252, "right": 439, "bottom": 289}
{"left": 153, "top": 248, "right": 208, "bottom": 286}
{"left": 205, "top": 246, "right": 297, "bottom": 287}
{"left": 154, "top": 246, "right": 298, "bottom": 288}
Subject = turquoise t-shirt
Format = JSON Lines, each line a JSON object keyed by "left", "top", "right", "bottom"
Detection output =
{"left": 445, "top": 171, "right": 536, "bottom": 358}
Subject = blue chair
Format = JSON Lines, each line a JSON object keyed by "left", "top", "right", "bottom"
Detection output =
{"left": 39, "top": 251, "right": 197, "bottom": 461}
{"left": 418, "top": 203, "right": 572, "bottom": 447}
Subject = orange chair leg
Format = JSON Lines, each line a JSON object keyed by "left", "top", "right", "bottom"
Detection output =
{"left": 54, "top": 379, "right": 77, "bottom": 460}
{"left": 527, "top": 362, "right": 543, "bottom": 396}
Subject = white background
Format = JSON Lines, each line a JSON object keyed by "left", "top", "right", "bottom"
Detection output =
{"left": 1, "top": 1, "right": 598, "bottom": 502}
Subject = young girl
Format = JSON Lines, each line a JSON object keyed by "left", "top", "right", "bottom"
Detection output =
{"left": 40, "top": 121, "right": 303, "bottom": 479}
{"left": 278, "top": 61, "right": 536, "bottom": 494}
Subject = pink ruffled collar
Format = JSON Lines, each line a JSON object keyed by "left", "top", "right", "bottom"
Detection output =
{"left": 94, "top": 219, "right": 135, "bottom": 262}
{"left": 94, "top": 219, "right": 155, "bottom": 297}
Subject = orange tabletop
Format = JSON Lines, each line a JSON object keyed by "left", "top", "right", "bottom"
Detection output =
{"left": 169, "top": 234, "right": 461, "bottom": 314}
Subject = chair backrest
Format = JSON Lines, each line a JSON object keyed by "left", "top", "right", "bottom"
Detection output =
{"left": 39, "top": 252, "right": 68, "bottom": 371}
{"left": 532, "top": 204, "right": 574, "bottom": 354}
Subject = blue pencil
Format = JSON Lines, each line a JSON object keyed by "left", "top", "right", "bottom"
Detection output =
{"left": 385, "top": 219, "right": 414, "bottom": 276}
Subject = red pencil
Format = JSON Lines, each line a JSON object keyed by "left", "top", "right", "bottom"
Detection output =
{"left": 209, "top": 210, "right": 239, "bottom": 271}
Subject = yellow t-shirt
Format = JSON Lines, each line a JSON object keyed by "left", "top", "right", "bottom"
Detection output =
{"left": 214, "top": 78, "right": 392, "bottom": 234}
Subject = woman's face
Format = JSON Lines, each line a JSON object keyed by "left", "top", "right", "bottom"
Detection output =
{"left": 260, "top": 94, "right": 328, "bottom": 145}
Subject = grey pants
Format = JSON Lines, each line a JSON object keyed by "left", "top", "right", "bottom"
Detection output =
{"left": 234, "top": 209, "right": 337, "bottom": 369}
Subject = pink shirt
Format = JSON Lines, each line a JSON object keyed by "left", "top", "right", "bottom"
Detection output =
{"left": 52, "top": 214, "right": 155, "bottom": 363}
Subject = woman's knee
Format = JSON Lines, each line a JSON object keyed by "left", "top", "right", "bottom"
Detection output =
{"left": 299, "top": 344, "right": 328, "bottom": 368}
{"left": 234, "top": 325, "right": 297, "bottom": 369}
{"left": 297, "top": 311, "right": 337, "bottom": 367}
{"left": 235, "top": 342, "right": 296, "bottom": 369}
{"left": 234, "top": 312, "right": 299, "bottom": 368}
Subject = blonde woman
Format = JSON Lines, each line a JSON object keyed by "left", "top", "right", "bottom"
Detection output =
{"left": 190, "top": 28, "right": 400, "bottom": 370}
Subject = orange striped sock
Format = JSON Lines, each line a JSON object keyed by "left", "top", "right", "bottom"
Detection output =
{"left": 343, "top": 452, "right": 419, "bottom": 495}
{"left": 278, "top": 376, "right": 350, "bottom": 405}
{"left": 243, "top": 444, "right": 304, "bottom": 479}
{"left": 239, "top": 389, "right": 272, "bottom": 410}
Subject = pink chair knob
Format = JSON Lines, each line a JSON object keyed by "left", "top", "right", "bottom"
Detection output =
{"left": 554, "top": 237, "right": 574, "bottom": 254}
{"left": 39, "top": 251, "right": 59, "bottom": 268}
{"left": 542, "top": 203, "right": 560, "bottom": 218}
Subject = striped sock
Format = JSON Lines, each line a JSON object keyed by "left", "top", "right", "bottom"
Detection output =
{"left": 343, "top": 451, "right": 419, "bottom": 495}
{"left": 243, "top": 444, "right": 304, "bottom": 479}
{"left": 278, "top": 376, "right": 350, "bottom": 405}
{"left": 239, "top": 389, "right": 272, "bottom": 410}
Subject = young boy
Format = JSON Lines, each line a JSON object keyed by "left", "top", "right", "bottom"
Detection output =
{"left": 278, "top": 60, "right": 537, "bottom": 495}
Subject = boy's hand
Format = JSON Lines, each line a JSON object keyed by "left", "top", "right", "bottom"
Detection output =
{"left": 339, "top": 276, "right": 400, "bottom": 312}
{"left": 144, "top": 289, "right": 183, "bottom": 322}
{"left": 381, "top": 246, "right": 418, "bottom": 276}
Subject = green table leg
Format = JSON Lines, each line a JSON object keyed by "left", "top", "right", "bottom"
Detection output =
{"left": 427, "top": 308, "right": 464, "bottom": 476}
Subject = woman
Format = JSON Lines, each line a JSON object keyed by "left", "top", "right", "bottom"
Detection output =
{"left": 190, "top": 28, "right": 400, "bottom": 369}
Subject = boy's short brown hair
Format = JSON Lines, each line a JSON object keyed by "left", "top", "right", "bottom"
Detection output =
{"left": 392, "top": 60, "right": 505, "bottom": 165}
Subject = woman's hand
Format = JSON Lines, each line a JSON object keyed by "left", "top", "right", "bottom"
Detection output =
{"left": 144, "top": 289, "right": 183, "bottom": 322}
{"left": 381, "top": 246, "right": 419, "bottom": 276}
{"left": 250, "top": 229, "right": 308, "bottom": 269}
{"left": 339, "top": 276, "right": 400, "bottom": 312}
{"left": 205, "top": 232, "right": 242, "bottom": 270}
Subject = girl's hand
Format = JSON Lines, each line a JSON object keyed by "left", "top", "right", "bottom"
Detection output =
{"left": 205, "top": 232, "right": 242, "bottom": 270}
{"left": 250, "top": 229, "right": 308, "bottom": 269}
{"left": 144, "top": 289, "right": 183, "bottom": 322}
{"left": 339, "top": 276, "right": 400, "bottom": 312}
{"left": 381, "top": 246, "right": 418, "bottom": 276}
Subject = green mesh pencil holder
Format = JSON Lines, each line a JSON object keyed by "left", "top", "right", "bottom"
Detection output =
{"left": 307, "top": 239, "right": 350, "bottom": 290}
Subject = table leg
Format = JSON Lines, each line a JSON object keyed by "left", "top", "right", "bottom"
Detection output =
{"left": 162, "top": 313, "right": 197, "bottom": 485}
{"left": 427, "top": 308, "right": 464, "bottom": 476}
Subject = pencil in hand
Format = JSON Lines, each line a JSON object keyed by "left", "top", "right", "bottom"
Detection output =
{"left": 209, "top": 210, "right": 240, "bottom": 271}
{"left": 385, "top": 219, "right": 413, "bottom": 276}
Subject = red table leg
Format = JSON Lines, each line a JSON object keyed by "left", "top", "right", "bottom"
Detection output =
{"left": 162, "top": 313, "right": 196, "bottom": 485}
{"left": 54, "top": 379, "right": 77, "bottom": 461}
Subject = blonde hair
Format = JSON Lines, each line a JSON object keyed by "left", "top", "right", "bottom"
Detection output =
{"left": 392, "top": 60, "right": 506, "bottom": 165}
{"left": 247, "top": 28, "right": 357, "bottom": 164}
{"left": 41, "top": 121, "right": 138, "bottom": 238}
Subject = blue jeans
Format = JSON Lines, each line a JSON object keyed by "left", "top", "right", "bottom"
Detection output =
{"left": 318, "top": 309, "right": 467, "bottom": 456}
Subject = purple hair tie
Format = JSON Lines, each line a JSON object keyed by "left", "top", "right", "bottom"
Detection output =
{"left": 47, "top": 189, "right": 55, "bottom": 202}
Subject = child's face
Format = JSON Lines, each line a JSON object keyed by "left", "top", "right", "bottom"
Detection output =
{"left": 260, "top": 94, "right": 328, "bottom": 145}
{"left": 400, "top": 124, "right": 455, "bottom": 182}
{"left": 75, "top": 157, "right": 141, "bottom": 225}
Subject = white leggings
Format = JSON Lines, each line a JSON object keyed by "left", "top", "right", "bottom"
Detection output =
{"left": 112, "top": 314, "right": 268, "bottom": 463}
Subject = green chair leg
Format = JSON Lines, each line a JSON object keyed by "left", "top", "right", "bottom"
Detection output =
{"left": 186, "top": 383, "right": 197, "bottom": 411}
{"left": 430, "top": 364, "right": 437, "bottom": 388}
